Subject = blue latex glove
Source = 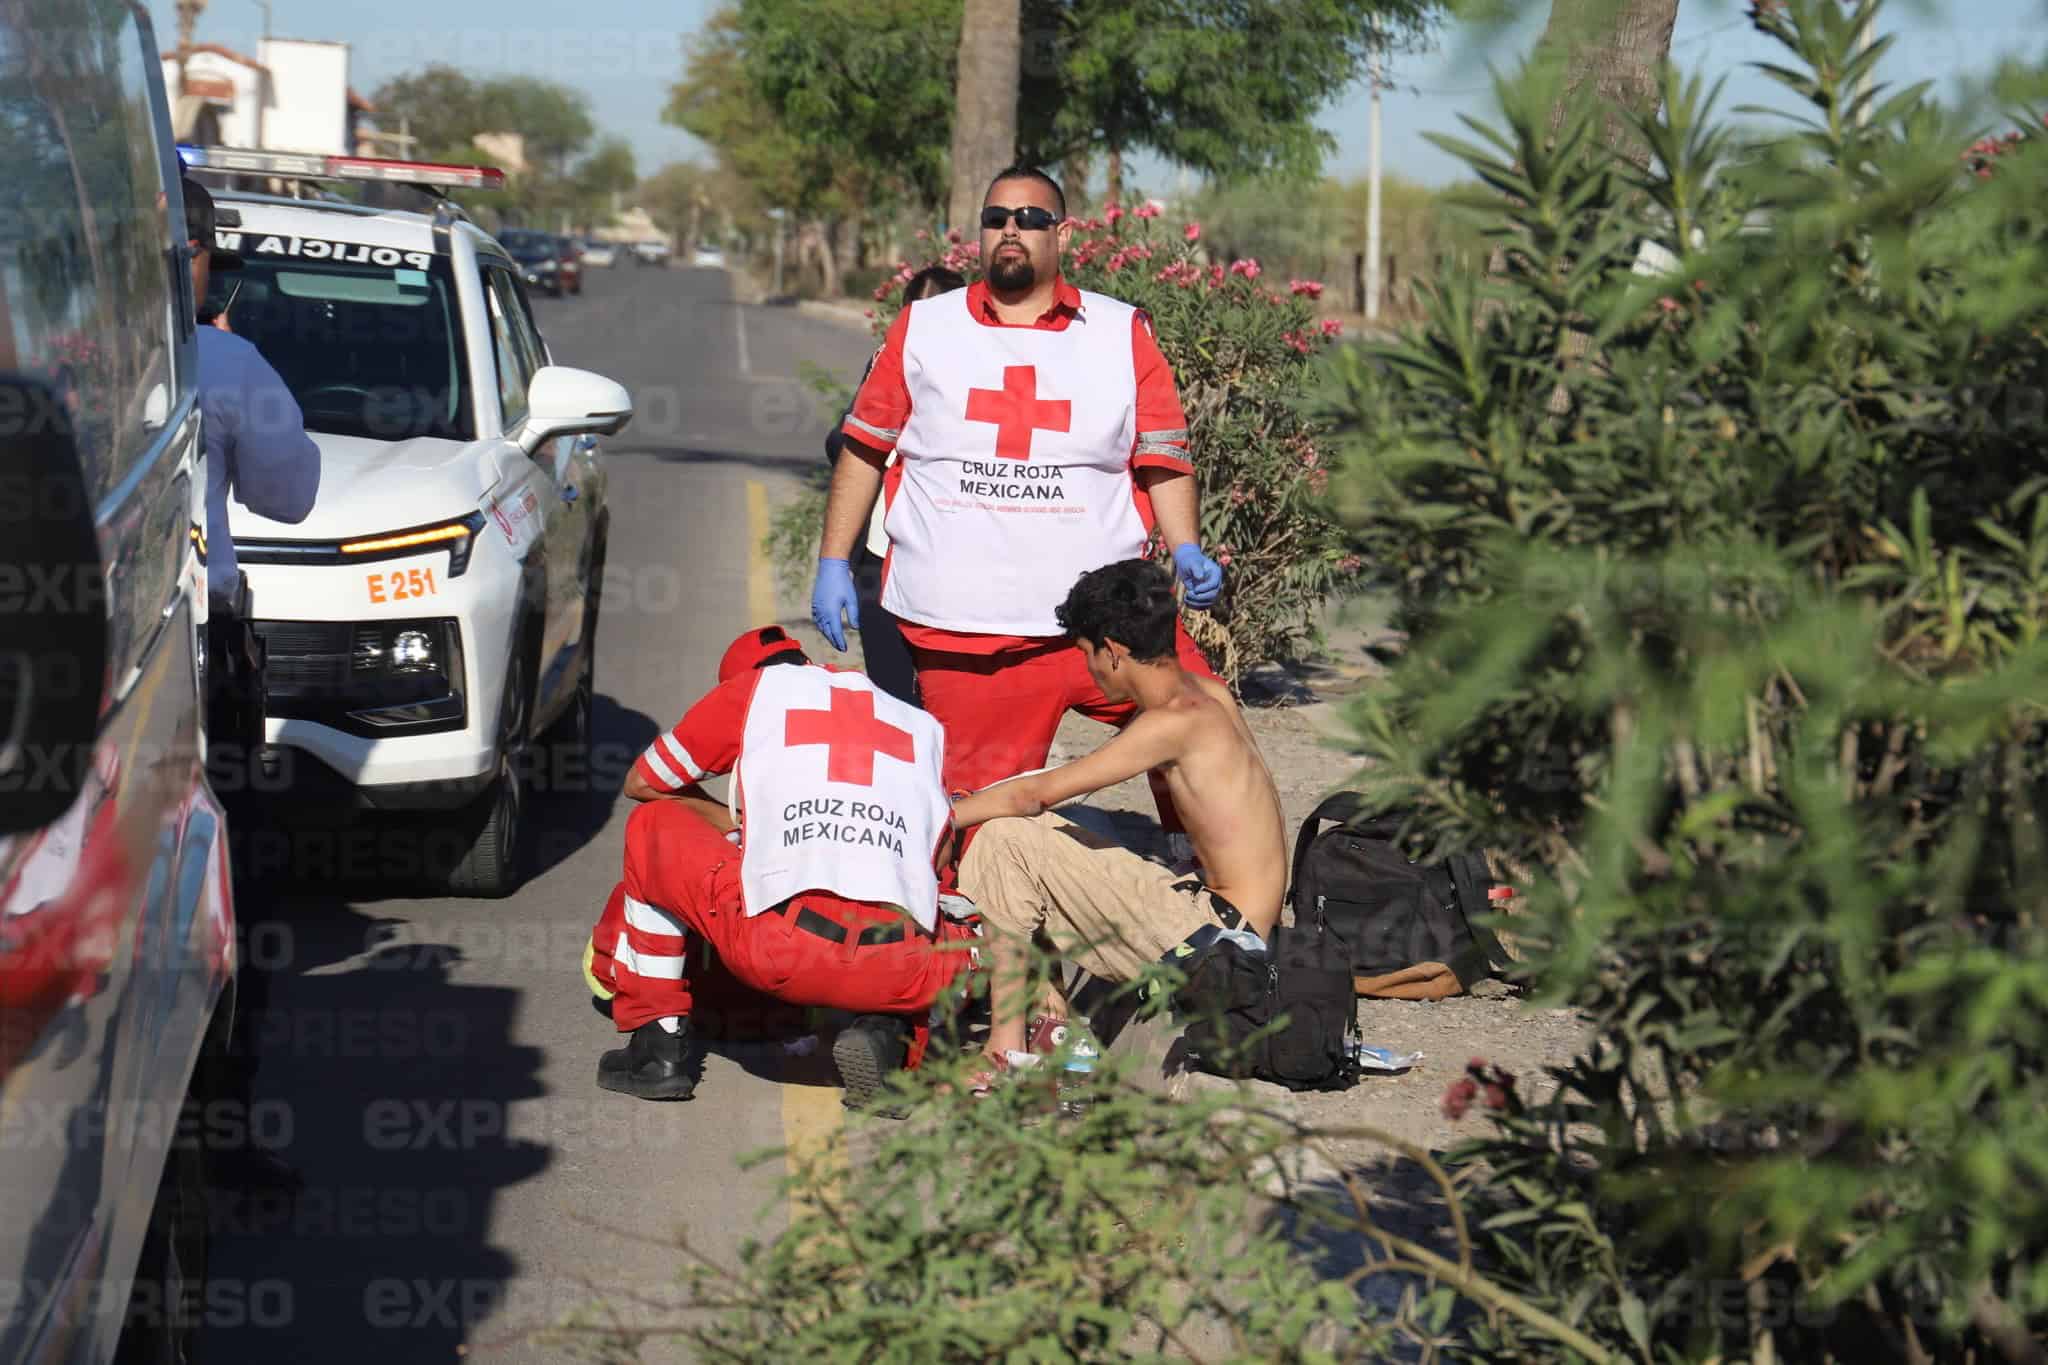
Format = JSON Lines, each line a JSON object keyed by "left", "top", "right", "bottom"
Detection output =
{"left": 1171, "top": 543, "right": 1224, "bottom": 609}
{"left": 811, "top": 557, "right": 859, "bottom": 650}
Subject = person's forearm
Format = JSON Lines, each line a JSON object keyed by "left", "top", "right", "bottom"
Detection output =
{"left": 952, "top": 778, "right": 1043, "bottom": 829}
{"left": 1139, "top": 467, "right": 1200, "bottom": 549}
{"left": 820, "top": 445, "right": 886, "bottom": 560}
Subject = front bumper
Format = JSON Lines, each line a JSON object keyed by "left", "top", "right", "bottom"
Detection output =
{"left": 233, "top": 543, "right": 522, "bottom": 803}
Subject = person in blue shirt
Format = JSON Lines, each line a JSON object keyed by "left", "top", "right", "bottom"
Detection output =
{"left": 186, "top": 176, "right": 321, "bottom": 605}
{"left": 185, "top": 176, "right": 320, "bottom": 1192}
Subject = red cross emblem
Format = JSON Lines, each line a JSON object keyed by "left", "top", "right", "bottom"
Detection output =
{"left": 783, "top": 688, "right": 915, "bottom": 786}
{"left": 964, "top": 364, "right": 1070, "bottom": 461}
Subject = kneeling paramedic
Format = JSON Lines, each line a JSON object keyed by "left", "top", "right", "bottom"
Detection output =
{"left": 592, "top": 626, "right": 979, "bottom": 1102}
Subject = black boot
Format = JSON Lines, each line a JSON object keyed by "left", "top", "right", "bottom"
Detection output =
{"left": 834, "top": 1014, "right": 909, "bottom": 1116}
{"left": 597, "top": 1019, "right": 695, "bottom": 1100}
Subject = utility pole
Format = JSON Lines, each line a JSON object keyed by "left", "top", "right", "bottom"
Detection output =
{"left": 1365, "top": 35, "right": 1383, "bottom": 323}
{"left": 769, "top": 207, "right": 786, "bottom": 297}
{"left": 251, "top": 0, "right": 270, "bottom": 149}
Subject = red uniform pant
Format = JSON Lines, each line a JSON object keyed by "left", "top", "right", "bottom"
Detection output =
{"left": 600, "top": 800, "right": 977, "bottom": 1033}
{"left": 910, "top": 623, "right": 1217, "bottom": 828}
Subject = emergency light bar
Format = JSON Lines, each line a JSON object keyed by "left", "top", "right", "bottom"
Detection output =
{"left": 178, "top": 145, "right": 505, "bottom": 191}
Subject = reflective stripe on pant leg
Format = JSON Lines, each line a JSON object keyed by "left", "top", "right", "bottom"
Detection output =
{"left": 611, "top": 894, "right": 693, "bottom": 1029}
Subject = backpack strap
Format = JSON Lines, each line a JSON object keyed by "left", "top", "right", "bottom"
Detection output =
{"left": 1446, "top": 852, "right": 1513, "bottom": 977}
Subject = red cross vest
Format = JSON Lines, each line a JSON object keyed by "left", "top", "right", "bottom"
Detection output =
{"left": 880, "top": 288, "right": 1148, "bottom": 636}
{"left": 733, "top": 665, "right": 952, "bottom": 930}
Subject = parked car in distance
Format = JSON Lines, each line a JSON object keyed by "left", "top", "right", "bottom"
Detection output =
{"left": 580, "top": 239, "right": 617, "bottom": 269}
{"left": 631, "top": 240, "right": 672, "bottom": 266}
{"left": 0, "top": 6, "right": 238, "bottom": 1363}
{"left": 691, "top": 244, "right": 727, "bottom": 269}
{"left": 498, "top": 227, "right": 570, "bottom": 297}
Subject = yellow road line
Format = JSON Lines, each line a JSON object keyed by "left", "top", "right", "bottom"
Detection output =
{"left": 750, "top": 477, "right": 849, "bottom": 1226}
{"left": 744, "top": 480, "right": 776, "bottom": 628}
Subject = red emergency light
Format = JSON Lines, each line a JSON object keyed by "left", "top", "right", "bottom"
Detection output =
{"left": 180, "top": 145, "right": 506, "bottom": 191}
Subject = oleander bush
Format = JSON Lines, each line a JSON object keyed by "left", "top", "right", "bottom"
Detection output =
{"left": 1319, "top": 0, "right": 2048, "bottom": 1357}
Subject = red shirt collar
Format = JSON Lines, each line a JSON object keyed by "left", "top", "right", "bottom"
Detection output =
{"left": 966, "top": 274, "right": 1081, "bottom": 329}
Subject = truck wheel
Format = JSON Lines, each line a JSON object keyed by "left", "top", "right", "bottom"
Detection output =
{"left": 439, "top": 633, "right": 530, "bottom": 898}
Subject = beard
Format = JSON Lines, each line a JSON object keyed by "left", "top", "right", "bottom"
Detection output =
{"left": 987, "top": 249, "right": 1036, "bottom": 291}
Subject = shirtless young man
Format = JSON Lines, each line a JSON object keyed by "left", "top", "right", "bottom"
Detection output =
{"left": 950, "top": 558, "right": 1288, "bottom": 1067}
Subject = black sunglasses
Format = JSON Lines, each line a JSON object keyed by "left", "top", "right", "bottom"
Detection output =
{"left": 981, "top": 205, "right": 1062, "bottom": 232}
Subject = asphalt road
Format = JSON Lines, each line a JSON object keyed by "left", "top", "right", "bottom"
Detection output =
{"left": 200, "top": 263, "right": 878, "bottom": 1363}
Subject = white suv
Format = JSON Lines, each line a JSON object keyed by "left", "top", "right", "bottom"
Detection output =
{"left": 186, "top": 148, "right": 632, "bottom": 895}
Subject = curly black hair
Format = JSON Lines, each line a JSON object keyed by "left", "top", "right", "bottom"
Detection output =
{"left": 1056, "top": 559, "right": 1177, "bottom": 662}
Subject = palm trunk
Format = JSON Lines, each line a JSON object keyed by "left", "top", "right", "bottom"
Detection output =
{"left": 1105, "top": 146, "right": 1123, "bottom": 209}
{"left": 945, "top": 0, "right": 1021, "bottom": 234}
{"left": 1490, "top": 0, "right": 1681, "bottom": 411}
{"left": 1533, "top": 0, "right": 1681, "bottom": 171}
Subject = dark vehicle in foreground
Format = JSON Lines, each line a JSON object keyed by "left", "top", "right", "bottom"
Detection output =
{"left": 0, "top": 5, "right": 238, "bottom": 1362}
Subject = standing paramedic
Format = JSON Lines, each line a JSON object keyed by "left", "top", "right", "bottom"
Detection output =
{"left": 592, "top": 626, "right": 979, "bottom": 1103}
{"left": 809, "top": 165, "right": 1226, "bottom": 809}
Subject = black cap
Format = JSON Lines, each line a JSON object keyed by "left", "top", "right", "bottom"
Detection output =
{"left": 181, "top": 177, "right": 243, "bottom": 271}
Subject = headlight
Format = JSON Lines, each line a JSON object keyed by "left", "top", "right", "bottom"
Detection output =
{"left": 339, "top": 512, "right": 485, "bottom": 577}
{"left": 348, "top": 618, "right": 466, "bottom": 727}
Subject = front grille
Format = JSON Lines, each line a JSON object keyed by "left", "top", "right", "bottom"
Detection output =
{"left": 252, "top": 621, "right": 358, "bottom": 696}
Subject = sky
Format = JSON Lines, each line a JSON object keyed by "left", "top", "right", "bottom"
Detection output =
{"left": 152, "top": 0, "right": 2048, "bottom": 195}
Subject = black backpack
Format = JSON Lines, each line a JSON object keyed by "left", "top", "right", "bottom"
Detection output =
{"left": 1172, "top": 922, "right": 1360, "bottom": 1092}
{"left": 1290, "top": 793, "right": 1510, "bottom": 998}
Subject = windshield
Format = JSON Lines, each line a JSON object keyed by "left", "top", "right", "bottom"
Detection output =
{"left": 208, "top": 247, "right": 474, "bottom": 443}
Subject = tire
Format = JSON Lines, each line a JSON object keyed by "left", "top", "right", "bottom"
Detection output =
{"left": 112, "top": 1105, "right": 208, "bottom": 1365}
{"left": 438, "top": 628, "right": 531, "bottom": 898}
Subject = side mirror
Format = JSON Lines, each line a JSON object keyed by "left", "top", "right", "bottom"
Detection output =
{"left": 515, "top": 365, "right": 633, "bottom": 456}
{"left": 0, "top": 374, "right": 109, "bottom": 836}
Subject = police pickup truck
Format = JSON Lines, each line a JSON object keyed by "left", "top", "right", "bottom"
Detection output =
{"left": 183, "top": 146, "right": 630, "bottom": 896}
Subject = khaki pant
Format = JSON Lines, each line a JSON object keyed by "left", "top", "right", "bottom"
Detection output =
{"left": 958, "top": 812, "right": 1235, "bottom": 982}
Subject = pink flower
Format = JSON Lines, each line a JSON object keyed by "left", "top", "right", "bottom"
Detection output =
{"left": 946, "top": 228, "right": 961, "bottom": 244}
{"left": 1337, "top": 554, "right": 1362, "bottom": 573}
{"left": 915, "top": 229, "right": 931, "bottom": 241}
{"left": 1300, "top": 448, "right": 1320, "bottom": 469}
{"left": 1105, "top": 205, "right": 1124, "bottom": 225}
{"left": 1214, "top": 545, "right": 1233, "bottom": 567}
{"left": 873, "top": 286, "right": 890, "bottom": 300}
{"left": 1308, "top": 468, "right": 1329, "bottom": 495}
{"left": 1289, "top": 279, "right": 1324, "bottom": 299}
{"left": 1658, "top": 296, "right": 1681, "bottom": 313}
{"left": 1184, "top": 221, "right": 1201, "bottom": 243}
{"left": 1229, "top": 258, "right": 1262, "bottom": 280}
{"left": 1209, "top": 264, "right": 1226, "bottom": 287}
{"left": 1228, "top": 484, "right": 1249, "bottom": 505}
{"left": 1320, "top": 318, "right": 1343, "bottom": 339}
{"left": 1134, "top": 199, "right": 1163, "bottom": 220}
{"left": 1442, "top": 1078, "right": 1476, "bottom": 1121}
{"left": 863, "top": 310, "right": 875, "bottom": 319}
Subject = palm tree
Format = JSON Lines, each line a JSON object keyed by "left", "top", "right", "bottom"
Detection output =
{"left": 945, "top": 0, "right": 1020, "bottom": 235}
